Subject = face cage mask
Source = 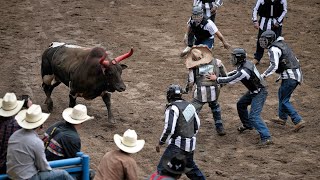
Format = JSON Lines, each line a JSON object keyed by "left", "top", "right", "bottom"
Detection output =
{"left": 192, "top": 14, "right": 203, "bottom": 26}
{"left": 259, "top": 37, "right": 269, "bottom": 49}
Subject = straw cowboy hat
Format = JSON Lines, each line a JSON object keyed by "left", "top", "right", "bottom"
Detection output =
{"left": 62, "top": 104, "right": 94, "bottom": 124}
{"left": 162, "top": 154, "right": 192, "bottom": 174}
{"left": 0, "top": 93, "right": 25, "bottom": 117}
{"left": 185, "top": 45, "right": 213, "bottom": 69}
{"left": 15, "top": 104, "right": 50, "bottom": 129}
{"left": 114, "top": 129, "right": 145, "bottom": 154}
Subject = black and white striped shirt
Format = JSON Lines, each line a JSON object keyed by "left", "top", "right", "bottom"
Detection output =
{"left": 262, "top": 37, "right": 303, "bottom": 83}
{"left": 252, "top": 0, "right": 287, "bottom": 30}
{"left": 159, "top": 101, "right": 200, "bottom": 152}
{"left": 193, "top": 0, "right": 223, "bottom": 18}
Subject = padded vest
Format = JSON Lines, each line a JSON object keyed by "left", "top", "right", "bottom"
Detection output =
{"left": 271, "top": 41, "right": 300, "bottom": 73}
{"left": 258, "top": 0, "right": 284, "bottom": 18}
{"left": 241, "top": 61, "right": 266, "bottom": 91}
{"left": 170, "top": 101, "right": 195, "bottom": 138}
{"left": 190, "top": 17, "right": 212, "bottom": 42}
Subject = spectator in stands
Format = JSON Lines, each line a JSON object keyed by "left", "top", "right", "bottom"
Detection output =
{"left": 148, "top": 154, "right": 191, "bottom": 180}
{"left": 6, "top": 104, "right": 73, "bottom": 180}
{"left": 43, "top": 104, "right": 94, "bottom": 160}
{"left": 95, "top": 129, "right": 145, "bottom": 180}
{"left": 0, "top": 93, "right": 31, "bottom": 174}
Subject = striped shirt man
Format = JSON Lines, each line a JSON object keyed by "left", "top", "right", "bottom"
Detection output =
{"left": 193, "top": 0, "right": 223, "bottom": 20}
{"left": 261, "top": 37, "right": 303, "bottom": 83}
{"left": 159, "top": 100, "right": 200, "bottom": 152}
{"left": 252, "top": 0, "right": 287, "bottom": 30}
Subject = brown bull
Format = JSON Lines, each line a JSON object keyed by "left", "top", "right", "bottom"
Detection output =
{"left": 41, "top": 42, "right": 133, "bottom": 123}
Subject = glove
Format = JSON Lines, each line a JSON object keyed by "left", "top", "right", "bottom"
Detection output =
{"left": 180, "top": 46, "right": 191, "bottom": 57}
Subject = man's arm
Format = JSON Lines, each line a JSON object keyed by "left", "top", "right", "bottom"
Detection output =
{"left": 261, "top": 47, "right": 282, "bottom": 78}
{"left": 215, "top": 31, "right": 231, "bottom": 49}
{"left": 252, "top": 0, "right": 262, "bottom": 29}
{"left": 34, "top": 138, "right": 52, "bottom": 171}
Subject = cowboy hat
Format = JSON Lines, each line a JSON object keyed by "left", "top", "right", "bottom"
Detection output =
{"left": 15, "top": 104, "right": 50, "bottom": 129}
{"left": 185, "top": 45, "right": 213, "bottom": 69}
{"left": 162, "top": 154, "right": 192, "bottom": 174}
{"left": 0, "top": 93, "right": 25, "bottom": 117}
{"left": 114, "top": 129, "right": 145, "bottom": 154}
{"left": 62, "top": 104, "right": 94, "bottom": 124}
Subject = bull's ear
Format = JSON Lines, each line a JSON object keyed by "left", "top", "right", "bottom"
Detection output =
{"left": 120, "top": 64, "right": 128, "bottom": 70}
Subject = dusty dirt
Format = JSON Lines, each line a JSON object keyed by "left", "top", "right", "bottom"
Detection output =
{"left": 1, "top": 0, "right": 320, "bottom": 179}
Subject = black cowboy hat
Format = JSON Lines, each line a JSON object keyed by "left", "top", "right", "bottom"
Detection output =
{"left": 162, "top": 154, "right": 192, "bottom": 175}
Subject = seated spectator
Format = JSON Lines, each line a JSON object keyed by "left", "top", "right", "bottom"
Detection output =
{"left": 0, "top": 93, "right": 30, "bottom": 174}
{"left": 148, "top": 154, "right": 191, "bottom": 180}
{"left": 43, "top": 104, "right": 94, "bottom": 161}
{"left": 95, "top": 129, "right": 145, "bottom": 180}
{"left": 6, "top": 104, "right": 73, "bottom": 180}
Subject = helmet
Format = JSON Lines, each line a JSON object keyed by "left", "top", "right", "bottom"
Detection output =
{"left": 231, "top": 48, "right": 247, "bottom": 66}
{"left": 259, "top": 30, "right": 276, "bottom": 49}
{"left": 192, "top": 6, "right": 203, "bottom": 26}
{"left": 166, "top": 84, "right": 182, "bottom": 102}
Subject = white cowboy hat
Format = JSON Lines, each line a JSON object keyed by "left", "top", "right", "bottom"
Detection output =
{"left": 15, "top": 104, "right": 50, "bottom": 129}
{"left": 114, "top": 129, "right": 145, "bottom": 154}
{"left": 185, "top": 45, "right": 213, "bottom": 69}
{"left": 62, "top": 104, "right": 94, "bottom": 124}
{"left": 0, "top": 93, "right": 25, "bottom": 117}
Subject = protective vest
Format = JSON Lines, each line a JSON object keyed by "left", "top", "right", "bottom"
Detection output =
{"left": 271, "top": 41, "right": 300, "bottom": 73}
{"left": 194, "top": 59, "right": 220, "bottom": 87}
{"left": 169, "top": 101, "right": 196, "bottom": 138}
{"left": 258, "top": 0, "right": 284, "bottom": 18}
{"left": 190, "top": 17, "right": 212, "bottom": 42}
{"left": 240, "top": 61, "right": 266, "bottom": 92}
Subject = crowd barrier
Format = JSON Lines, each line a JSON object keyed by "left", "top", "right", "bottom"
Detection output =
{"left": 0, "top": 152, "right": 90, "bottom": 180}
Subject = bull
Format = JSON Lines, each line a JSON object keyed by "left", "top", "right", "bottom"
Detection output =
{"left": 41, "top": 42, "right": 133, "bottom": 123}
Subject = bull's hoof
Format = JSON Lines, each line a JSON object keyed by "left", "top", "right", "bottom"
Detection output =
{"left": 47, "top": 104, "right": 53, "bottom": 113}
{"left": 108, "top": 119, "right": 116, "bottom": 124}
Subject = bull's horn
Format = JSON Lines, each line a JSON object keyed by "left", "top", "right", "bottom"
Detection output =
{"left": 99, "top": 53, "right": 110, "bottom": 66}
{"left": 114, "top": 48, "right": 133, "bottom": 63}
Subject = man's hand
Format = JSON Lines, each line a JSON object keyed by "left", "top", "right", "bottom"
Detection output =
{"left": 206, "top": 73, "right": 217, "bottom": 81}
{"left": 180, "top": 46, "right": 191, "bottom": 57}
{"left": 223, "top": 42, "right": 231, "bottom": 49}
{"left": 253, "top": 22, "right": 259, "bottom": 29}
{"left": 156, "top": 145, "right": 161, "bottom": 153}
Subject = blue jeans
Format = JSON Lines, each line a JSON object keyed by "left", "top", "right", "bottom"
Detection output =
{"left": 278, "top": 79, "right": 302, "bottom": 124}
{"left": 237, "top": 88, "right": 271, "bottom": 140}
{"left": 30, "top": 170, "right": 74, "bottom": 180}
{"left": 157, "top": 144, "right": 206, "bottom": 180}
{"left": 192, "top": 99, "right": 223, "bottom": 129}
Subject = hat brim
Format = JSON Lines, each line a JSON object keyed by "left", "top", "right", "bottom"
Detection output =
{"left": 62, "top": 108, "right": 94, "bottom": 124}
{"left": 113, "top": 134, "right": 145, "bottom": 154}
{"left": 15, "top": 109, "right": 50, "bottom": 129}
{"left": 162, "top": 156, "right": 192, "bottom": 174}
{"left": 185, "top": 45, "right": 213, "bottom": 69}
{"left": 0, "top": 99, "right": 24, "bottom": 117}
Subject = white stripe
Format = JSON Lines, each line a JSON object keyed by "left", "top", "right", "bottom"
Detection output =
{"left": 201, "top": 86, "right": 207, "bottom": 102}
{"left": 210, "top": 86, "right": 216, "bottom": 101}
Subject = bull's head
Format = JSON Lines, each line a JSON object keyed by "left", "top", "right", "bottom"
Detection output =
{"left": 99, "top": 48, "right": 133, "bottom": 92}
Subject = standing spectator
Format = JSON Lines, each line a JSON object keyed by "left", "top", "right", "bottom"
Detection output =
{"left": 207, "top": 48, "right": 273, "bottom": 145}
{"left": 184, "top": 45, "right": 227, "bottom": 136}
{"left": 259, "top": 30, "right": 305, "bottom": 132}
{"left": 252, "top": 0, "right": 287, "bottom": 64}
{"left": 156, "top": 84, "right": 205, "bottom": 179}
{"left": 0, "top": 93, "right": 25, "bottom": 174}
{"left": 148, "top": 154, "right": 191, "bottom": 180}
{"left": 6, "top": 104, "right": 73, "bottom": 180}
{"left": 193, "top": 0, "right": 223, "bottom": 22}
{"left": 95, "top": 129, "right": 145, "bottom": 180}
{"left": 43, "top": 104, "right": 94, "bottom": 161}
{"left": 181, "top": 5, "right": 230, "bottom": 57}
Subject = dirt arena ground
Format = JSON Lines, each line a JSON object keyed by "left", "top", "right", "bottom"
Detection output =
{"left": 1, "top": 0, "right": 320, "bottom": 179}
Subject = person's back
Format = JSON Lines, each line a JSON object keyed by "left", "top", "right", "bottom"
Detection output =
{"left": 44, "top": 121, "right": 81, "bottom": 161}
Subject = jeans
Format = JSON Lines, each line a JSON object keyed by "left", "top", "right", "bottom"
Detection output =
{"left": 237, "top": 88, "right": 271, "bottom": 140}
{"left": 157, "top": 144, "right": 206, "bottom": 180}
{"left": 278, "top": 79, "right": 302, "bottom": 124}
{"left": 30, "top": 170, "right": 74, "bottom": 180}
{"left": 254, "top": 26, "right": 282, "bottom": 62}
{"left": 192, "top": 99, "right": 224, "bottom": 129}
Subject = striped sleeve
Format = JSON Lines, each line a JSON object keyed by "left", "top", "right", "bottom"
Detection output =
{"left": 262, "top": 47, "right": 281, "bottom": 77}
{"left": 159, "top": 105, "right": 178, "bottom": 145}
{"left": 277, "top": 0, "right": 287, "bottom": 23}
{"left": 217, "top": 69, "right": 249, "bottom": 84}
{"left": 252, "top": 0, "right": 262, "bottom": 22}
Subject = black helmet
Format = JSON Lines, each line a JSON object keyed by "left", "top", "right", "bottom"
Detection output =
{"left": 192, "top": 5, "right": 203, "bottom": 15}
{"left": 259, "top": 30, "right": 276, "bottom": 49}
{"left": 166, "top": 84, "right": 182, "bottom": 102}
{"left": 231, "top": 48, "right": 247, "bottom": 66}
